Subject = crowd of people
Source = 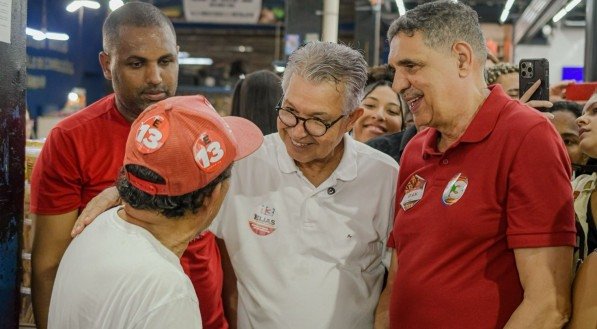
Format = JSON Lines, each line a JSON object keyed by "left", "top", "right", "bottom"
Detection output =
{"left": 29, "top": 1, "right": 596, "bottom": 328}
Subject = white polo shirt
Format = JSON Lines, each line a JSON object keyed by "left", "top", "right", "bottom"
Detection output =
{"left": 210, "top": 133, "right": 398, "bottom": 329}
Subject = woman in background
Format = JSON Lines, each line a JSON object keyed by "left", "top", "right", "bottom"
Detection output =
{"left": 231, "top": 70, "right": 282, "bottom": 135}
{"left": 352, "top": 65, "right": 407, "bottom": 143}
{"left": 569, "top": 92, "right": 597, "bottom": 329}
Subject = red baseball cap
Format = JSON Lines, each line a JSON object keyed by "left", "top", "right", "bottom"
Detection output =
{"left": 124, "top": 95, "right": 263, "bottom": 196}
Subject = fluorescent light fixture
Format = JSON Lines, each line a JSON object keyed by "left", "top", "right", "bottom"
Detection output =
{"left": 274, "top": 65, "right": 285, "bottom": 73}
{"left": 553, "top": 0, "right": 583, "bottom": 22}
{"left": 45, "top": 32, "right": 69, "bottom": 41}
{"left": 499, "top": 0, "right": 516, "bottom": 23}
{"left": 394, "top": 0, "right": 406, "bottom": 16}
{"left": 109, "top": 0, "right": 124, "bottom": 11}
{"left": 26, "top": 27, "right": 46, "bottom": 41}
{"left": 26, "top": 27, "right": 69, "bottom": 41}
{"left": 178, "top": 57, "right": 214, "bottom": 65}
{"left": 66, "top": 1, "right": 101, "bottom": 12}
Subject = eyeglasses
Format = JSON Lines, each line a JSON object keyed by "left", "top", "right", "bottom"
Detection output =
{"left": 275, "top": 99, "right": 345, "bottom": 137}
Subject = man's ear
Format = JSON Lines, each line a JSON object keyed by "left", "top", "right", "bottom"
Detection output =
{"left": 346, "top": 107, "right": 364, "bottom": 131}
{"left": 99, "top": 51, "right": 113, "bottom": 80}
{"left": 452, "top": 41, "right": 474, "bottom": 78}
{"left": 201, "top": 180, "right": 230, "bottom": 219}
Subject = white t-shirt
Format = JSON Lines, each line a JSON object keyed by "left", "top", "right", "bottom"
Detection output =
{"left": 48, "top": 207, "right": 202, "bottom": 329}
{"left": 210, "top": 133, "right": 398, "bottom": 329}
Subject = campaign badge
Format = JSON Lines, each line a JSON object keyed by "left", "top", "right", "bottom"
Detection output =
{"left": 400, "top": 174, "right": 426, "bottom": 211}
{"left": 134, "top": 115, "right": 170, "bottom": 154}
{"left": 442, "top": 173, "right": 468, "bottom": 205}
{"left": 248, "top": 204, "right": 278, "bottom": 236}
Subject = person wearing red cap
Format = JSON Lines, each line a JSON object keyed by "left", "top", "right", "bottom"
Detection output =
{"left": 31, "top": 4, "right": 229, "bottom": 329}
{"left": 68, "top": 42, "right": 398, "bottom": 328}
{"left": 47, "top": 95, "right": 263, "bottom": 329}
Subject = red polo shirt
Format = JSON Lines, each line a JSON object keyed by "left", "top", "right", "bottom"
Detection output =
{"left": 389, "top": 85, "right": 576, "bottom": 329}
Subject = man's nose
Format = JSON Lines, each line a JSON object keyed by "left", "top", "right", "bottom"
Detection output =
{"left": 146, "top": 63, "right": 163, "bottom": 85}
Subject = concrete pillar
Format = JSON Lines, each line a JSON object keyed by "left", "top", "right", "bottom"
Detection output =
{"left": 0, "top": 0, "right": 27, "bottom": 327}
{"left": 354, "top": 0, "right": 381, "bottom": 66}
{"left": 322, "top": 0, "right": 339, "bottom": 43}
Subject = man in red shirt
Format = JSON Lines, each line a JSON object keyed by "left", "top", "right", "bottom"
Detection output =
{"left": 374, "top": 1, "right": 576, "bottom": 328}
{"left": 30, "top": 3, "right": 226, "bottom": 329}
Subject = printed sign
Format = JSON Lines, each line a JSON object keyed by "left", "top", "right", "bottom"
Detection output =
{"left": 184, "top": 0, "right": 262, "bottom": 24}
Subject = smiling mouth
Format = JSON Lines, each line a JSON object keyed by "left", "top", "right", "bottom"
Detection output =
{"left": 407, "top": 96, "right": 423, "bottom": 112}
{"left": 291, "top": 139, "right": 310, "bottom": 147}
{"left": 364, "top": 125, "right": 386, "bottom": 134}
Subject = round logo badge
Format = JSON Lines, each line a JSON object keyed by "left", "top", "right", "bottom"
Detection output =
{"left": 135, "top": 115, "right": 170, "bottom": 154}
{"left": 442, "top": 173, "right": 468, "bottom": 206}
{"left": 193, "top": 130, "right": 226, "bottom": 172}
{"left": 248, "top": 204, "right": 278, "bottom": 236}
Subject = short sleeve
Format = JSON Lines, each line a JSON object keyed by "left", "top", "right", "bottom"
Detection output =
{"left": 506, "top": 121, "right": 576, "bottom": 248}
{"left": 30, "top": 127, "right": 82, "bottom": 214}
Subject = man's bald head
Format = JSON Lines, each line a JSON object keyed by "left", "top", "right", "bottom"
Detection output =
{"left": 102, "top": 2, "right": 176, "bottom": 54}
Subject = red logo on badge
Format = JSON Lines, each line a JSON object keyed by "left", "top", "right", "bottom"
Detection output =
{"left": 135, "top": 115, "right": 170, "bottom": 154}
{"left": 193, "top": 131, "right": 226, "bottom": 172}
{"left": 248, "top": 204, "right": 277, "bottom": 236}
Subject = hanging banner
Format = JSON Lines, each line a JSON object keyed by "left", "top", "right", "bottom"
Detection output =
{"left": 183, "top": 0, "right": 262, "bottom": 24}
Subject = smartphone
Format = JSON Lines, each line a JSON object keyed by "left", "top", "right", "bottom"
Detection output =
{"left": 519, "top": 58, "right": 550, "bottom": 101}
{"left": 566, "top": 82, "right": 597, "bottom": 101}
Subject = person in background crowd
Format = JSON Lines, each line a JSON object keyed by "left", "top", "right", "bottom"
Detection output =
{"left": 352, "top": 64, "right": 406, "bottom": 143}
{"left": 48, "top": 96, "right": 263, "bottom": 329}
{"left": 486, "top": 62, "right": 520, "bottom": 99}
{"left": 569, "top": 92, "right": 597, "bottom": 328}
{"left": 230, "top": 70, "right": 282, "bottom": 135}
{"left": 546, "top": 101, "right": 587, "bottom": 168}
{"left": 573, "top": 92, "right": 597, "bottom": 260}
{"left": 376, "top": 1, "right": 575, "bottom": 328}
{"left": 31, "top": 3, "right": 228, "bottom": 329}
{"left": 71, "top": 41, "right": 399, "bottom": 329}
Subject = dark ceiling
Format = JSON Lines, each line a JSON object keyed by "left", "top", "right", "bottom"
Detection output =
{"left": 398, "top": 0, "right": 585, "bottom": 24}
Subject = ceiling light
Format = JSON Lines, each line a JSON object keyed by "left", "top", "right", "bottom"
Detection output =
{"left": 178, "top": 57, "right": 214, "bottom": 65}
{"left": 394, "top": 0, "right": 406, "bottom": 16}
{"left": 68, "top": 92, "right": 79, "bottom": 102}
{"left": 553, "top": 0, "right": 583, "bottom": 23}
{"left": 26, "top": 27, "right": 69, "bottom": 41}
{"left": 109, "top": 0, "right": 124, "bottom": 11}
{"left": 66, "top": 1, "right": 101, "bottom": 12}
{"left": 26, "top": 27, "right": 46, "bottom": 41}
{"left": 499, "top": 0, "right": 516, "bottom": 23}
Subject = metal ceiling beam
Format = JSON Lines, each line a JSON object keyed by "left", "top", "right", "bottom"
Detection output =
{"left": 514, "top": 0, "right": 567, "bottom": 44}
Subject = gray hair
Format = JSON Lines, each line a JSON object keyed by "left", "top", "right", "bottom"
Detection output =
{"left": 387, "top": 0, "right": 487, "bottom": 65}
{"left": 103, "top": 2, "right": 176, "bottom": 53}
{"left": 281, "top": 42, "right": 368, "bottom": 115}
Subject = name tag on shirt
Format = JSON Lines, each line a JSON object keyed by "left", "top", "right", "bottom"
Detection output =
{"left": 400, "top": 174, "right": 426, "bottom": 211}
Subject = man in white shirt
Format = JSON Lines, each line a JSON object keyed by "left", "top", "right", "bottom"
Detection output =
{"left": 48, "top": 95, "right": 262, "bottom": 329}
{"left": 211, "top": 41, "right": 399, "bottom": 329}
{"left": 68, "top": 42, "right": 398, "bottom": 329}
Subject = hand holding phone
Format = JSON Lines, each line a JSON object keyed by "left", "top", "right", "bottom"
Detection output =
{"left": 519, "top": 58, "right": 550, "bottom": 102}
